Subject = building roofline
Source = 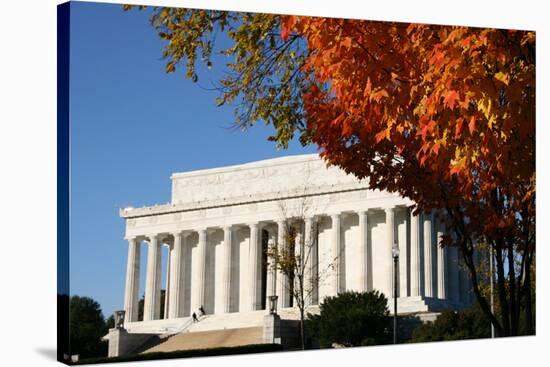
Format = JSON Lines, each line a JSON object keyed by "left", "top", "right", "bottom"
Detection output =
{"left": 170, "top": 153, "right": 321, "bottom": 180}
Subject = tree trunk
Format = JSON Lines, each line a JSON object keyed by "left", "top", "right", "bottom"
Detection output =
{"left": 524, "top": 251, "right": 534, "bottom": 334}
{"left": 300, "top": 307, "right": 305, "bottom": 350}
{"left": 462, "top": 245, "right": 504, "bottom": 336}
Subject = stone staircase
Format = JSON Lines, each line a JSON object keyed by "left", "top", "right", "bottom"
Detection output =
{"left": 184, "top": 310, "right": 266, "bottom": 333}
{"left": 142, "top": 327, "right": 264, "bottom": 353}
{"left": 135, "top": 311, "right": 268, "bottom": 354}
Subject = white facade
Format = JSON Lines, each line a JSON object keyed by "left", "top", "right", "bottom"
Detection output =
{"left": 120, "top": 154, "right": 471, "bottom": 330}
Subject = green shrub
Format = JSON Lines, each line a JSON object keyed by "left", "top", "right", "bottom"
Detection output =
{"left": 409, "top": 305, "right": 491, "bottom": 342}
{"left": 306, "top": 291, "right": 391, "bottom": 347}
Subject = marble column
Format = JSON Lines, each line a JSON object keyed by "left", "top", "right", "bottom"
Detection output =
{"left": 294, "top": 231, "right": 303, "bottom": 307}
{"left": 358, "top": 211, "right": 369, "bottom": 292}
{"left": 144, "top": 234, "right": 161, "bottom": 321}
{"left": 436, "top": 216, "right": 447, "bottom": 299}
{"left": 191, "top": 229, "right": 207, "bottom": 312}
{"left": 410, "top": 211, "right": 422, "bottom": 297}
{"left": 248, "top": 223, "right": 261, "bottom": 311}
{"left": 163, "top": 245, "right": 171, "bottom": 319}
{"left": 168, "top": 232, "right": 184, "bottom": 319}
{"left": 304, "top": 217, "right": 314, "bottom": 305}
{"left": 398, "top": 209, "right": 408, "bottom": 298}
{"left": 384, "top": 207, "right": 395, "bottom": 298}
{"left": 221, "top": 226, "right": 232, "bottom": 313}
{"left": 277, "top": 221, "right": 288, "bottom": 309}
{"left": 423, "top": 212, "right": 434, "bottom": 297}
{"left": 330, "top": 213, "right": 341, "bottom": 295}
{"left": 123, "top": 237, "right": 140, "bottom": 322}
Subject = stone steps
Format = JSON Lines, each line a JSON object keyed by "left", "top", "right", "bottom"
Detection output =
{"left": 142, "top": 327, "right": 264, "bottom": 354}
{"left": 185, "top": 310, "right": 266, "bottom": 332}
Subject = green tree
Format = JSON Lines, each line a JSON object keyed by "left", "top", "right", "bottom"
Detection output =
{"left": 410, "top": 305, "right": 491, "bottom": 342}
{"left": 69, "top": 295, "right": 108, "bottom": 358}
{"left": 306, "top": 291, "right": 391, "bottom": 347}
{"left": 105, "top": 314, "right": 115, "bottom": 329}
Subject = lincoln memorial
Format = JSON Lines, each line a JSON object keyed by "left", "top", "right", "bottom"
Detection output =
{"left": 116, "top": 154, "right": 472, "bottom": 341}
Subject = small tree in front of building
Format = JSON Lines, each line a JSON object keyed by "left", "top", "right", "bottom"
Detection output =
{"left": 306, "top": 291, "right": 391, "bottom": 347}
{"left": 265, "top": 176, "right": 336, "bottom": 350}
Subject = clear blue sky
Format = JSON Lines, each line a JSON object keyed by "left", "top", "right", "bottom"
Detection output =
{"left": 69, "top": 1, "right": 316, "bottom": 319}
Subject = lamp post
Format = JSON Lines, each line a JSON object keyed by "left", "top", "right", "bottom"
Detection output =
{"left": 114, "top": 310, "right": 126, "bottom": 330}
{"left": 269, "top": 295, "right": 279, "bottom": 315}
{"left": 392, "top": 243, "right": 400, "bottom": 344}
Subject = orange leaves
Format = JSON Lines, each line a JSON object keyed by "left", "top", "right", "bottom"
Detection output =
{"left": 375, "top": 130, "right": 387, "bottom": 143}
{"left": 454, "top": 117, "right": 465, "bottom": 138}
{"left": 443, "top": 90, "right": 460, "bottom": 110}
{"left": 341, "top": 37, "right": 352, "bottom": 49}
{"left": 370, "top": 88, "right": 389, "bottom": 102}
{"left": 286, "top": 17, "right": 534, "bottom": 242}
{"left": 280, "top": 16, "right": 298, "bottom": 41}
{"left": 468, "top": 116, "right": 477, "bottom": 134}
{"left": 419, "top": 119, "right": 437, "bottom": 140}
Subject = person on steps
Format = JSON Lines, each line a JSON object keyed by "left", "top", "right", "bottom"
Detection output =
{"left": 192, "top": 312, "right": 198, "bottom": 323}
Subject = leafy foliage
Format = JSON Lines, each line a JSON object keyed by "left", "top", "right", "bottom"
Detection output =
{"left": 410, "top": 305, "right": 491, "bottom": 342}
{"left": 123, "top": 5, "right": 309, "bottom": 147}
{"left": 69, "top": 295, "right": 108, "bottom": 358}
{"left": 281, "top": 17, "right": 535, "bottom": 337}
{"left": 306, "top": 291, "right": 391, "bottom": 347}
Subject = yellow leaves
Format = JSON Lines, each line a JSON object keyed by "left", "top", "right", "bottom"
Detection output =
{"left": 494, "top": 71, "right": 510, "bottom": 85}
{"left": 370, "top": 88, "right": 389, "bottom": 102}
{"left": 521, "top": 31, "right": 535, "bottom": 46}
{"left": 477, "top": 97, "right": 493, "bottom": 124}
{"left": 450, "top": 156, "right": 466, "bottom": 175}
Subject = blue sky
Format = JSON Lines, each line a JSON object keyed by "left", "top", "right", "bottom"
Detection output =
{"left": 69, "top": 1, "right": 316, "bottom": 318}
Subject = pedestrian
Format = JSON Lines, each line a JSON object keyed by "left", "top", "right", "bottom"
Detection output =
{"left": 192, "top": 312, "right": 198, "bottom": 323}
{"left": 199, "top": 305, "right": 205, "bottom": 316}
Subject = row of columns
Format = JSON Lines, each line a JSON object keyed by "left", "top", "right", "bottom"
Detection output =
{"left": 123, "top": 207, "right": 463, "bottom": 322}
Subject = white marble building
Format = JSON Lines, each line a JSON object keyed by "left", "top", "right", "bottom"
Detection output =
{"left": 119, "top": 154, "right": 471, "bottom": 333}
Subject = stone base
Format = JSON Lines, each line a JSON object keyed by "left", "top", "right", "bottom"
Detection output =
{"left": 262, "top": 314, "right": 281, "bottom": 344}
{"left": 386, "top": 296, "right": 472, "bottom": 315}
{"left": 109, "top": 297, "right": 471, "bottom": 354}
{"left": 106, "top": 328, "right": 155, "bottom": 358}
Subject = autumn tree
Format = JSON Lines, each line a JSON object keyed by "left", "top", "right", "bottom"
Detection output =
{"left": 124, "top": 6, "right": 535, "bottom": 337}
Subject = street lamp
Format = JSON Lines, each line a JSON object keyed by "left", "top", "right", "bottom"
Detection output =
{"left": 392, "top": 242, "right": 400, "bottom": 344}
{"left": 114, "top": 310, "right": 126, "bottom": 329}
{"left": 269, "top": 295, "right": 279, "bottom": 315}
